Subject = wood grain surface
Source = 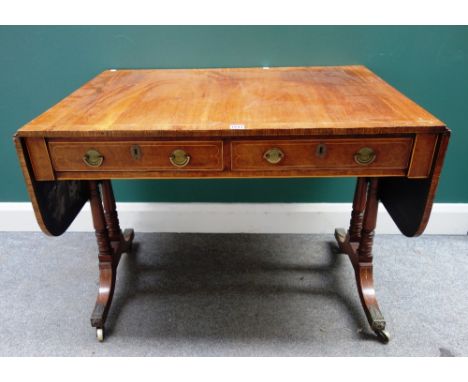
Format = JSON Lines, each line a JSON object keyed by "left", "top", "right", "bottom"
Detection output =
{"left": 17, "top": 66, "right": 447, "bottom": 138}
{"left": 231, "top": 137, "right": 412, "bottom": 171}
{"left": 48, "top": 140, "right": 223, "bottom": 172}
{"left": 12, "top": 65, "right": 452, "bottom": 340}
{"left": 14, "top": 135, "right": 89, "bottom": 236}
{"left": 13, "top": 65, "right": 451, "bottom": 239}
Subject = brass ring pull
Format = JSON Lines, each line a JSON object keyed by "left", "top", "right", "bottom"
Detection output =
{"left": 83, "top": 149, "right": 104, "bottom": 167}
{"left": 263, "top": 148, "right": 284, "bottom": 164}
{"left": 169, "top": 149, "right": 191, "bottom": 168}
{"left": 354, "top": 147, "right": 376, "bottom": 165}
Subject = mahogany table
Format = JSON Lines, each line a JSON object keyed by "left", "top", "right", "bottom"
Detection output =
{"left": 14, "top": 66, "right": 450, "bottom": 343}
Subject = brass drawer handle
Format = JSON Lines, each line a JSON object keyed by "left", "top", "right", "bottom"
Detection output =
{"left": 169, "top": 149, "right": 191, "bottom": 168}
{"left": 263, "top": 148, "right": 284, "bottom": 164}
{"left": 83, "top": 149, "right": 104, "bottom": 167}
{"left": 354, "top": 147, "right": 376, "bottom": 165}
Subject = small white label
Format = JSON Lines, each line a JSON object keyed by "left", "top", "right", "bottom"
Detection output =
{"left": 230, "top": 124, "right": 245, "bottom": 130}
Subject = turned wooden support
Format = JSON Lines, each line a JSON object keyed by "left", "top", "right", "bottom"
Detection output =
{"left": 101, "top": 180, "right": 121, "bottom": 242}
{"left": 335, "top": 177, "right": 388, "bottom": 341}
{"left": 358, "top": 178, "right": 379, "bottom": 263}
{"left": 89, "top": 180, "right": 113, "bottom": 264}
{"left": 349, "top": 177, "right": 368, "bottom": 242}
{"left": 89, "top": 180, "right": 116, "bottom": 330}
{"left": 88, "top": 180, "right": 134, "bottom": 336}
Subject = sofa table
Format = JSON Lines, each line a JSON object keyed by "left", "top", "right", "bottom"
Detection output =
{"left": 14, "top": 66, "right": 450, "bottom": 343}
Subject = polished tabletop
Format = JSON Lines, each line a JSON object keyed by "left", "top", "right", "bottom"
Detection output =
{"left": 17, "top": 65, "right": 445, "bottom": 138}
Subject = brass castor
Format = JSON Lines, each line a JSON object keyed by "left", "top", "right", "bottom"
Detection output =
{"left": 96, "top": 328, "right": 104, "bottom": 342}
{"left": 375, "top": 329, "right": 390, "bottom": 344}
{"left": 123, "top": 228, "right": 134, "bottom": 253}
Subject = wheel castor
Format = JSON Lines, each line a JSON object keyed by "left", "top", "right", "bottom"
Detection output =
{"left": 96, "top": 328, "right": 104, "bottom": 342}
{"left": 375, "top": 329, "right": 390, "bottom": 344}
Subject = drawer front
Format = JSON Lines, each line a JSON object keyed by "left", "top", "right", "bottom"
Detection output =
{"left": 231, "top": 138, "right": 413, "bottom": 171}
{"left": 48, "top": 141, "right": 223, "bottom": 171}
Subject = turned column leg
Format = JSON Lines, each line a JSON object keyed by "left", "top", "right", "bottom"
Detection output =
{"left": 335, "top": 177, "right": 389, "bottom": 343}
{"left": 101, "top": 180, "right": 122, "bottom": 242}
{"left": 334, "top": 178, "right": 368, "bottom": 252}
{"left": 89, "top": 180, "right": 115, "bottom": 341}
{"left": 349, "top": 177, "right": 368, "bottom": 243}
{"left": 89, "top": 180, "right": 134, "bottom": 342}
{"left": 101, "top": 180, "right": 135, "bottom": 253}
{"left": 354, "top": 178, "right": 389, "bottom": 342}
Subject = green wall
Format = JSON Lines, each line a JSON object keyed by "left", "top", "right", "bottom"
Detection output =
{"left": 1, "top": 26, "right": 467, "bottom": 202}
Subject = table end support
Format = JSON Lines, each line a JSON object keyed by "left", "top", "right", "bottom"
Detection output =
{"left": 89, "top": 180, "right": 134, "bottom": 342}
{"left": 334, "top": 178, "right": 390, "bottom": 344}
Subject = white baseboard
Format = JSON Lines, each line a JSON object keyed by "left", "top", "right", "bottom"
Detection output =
{"left": 0, "top": 202, "right": 467, "bottom": 235}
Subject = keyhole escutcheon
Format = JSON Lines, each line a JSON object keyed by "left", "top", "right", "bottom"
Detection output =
{"left": 130, "top": 145, "right": 142, "bottom": 160}
{"left": 316, "top": 143, "right": 327, "bottom": 158}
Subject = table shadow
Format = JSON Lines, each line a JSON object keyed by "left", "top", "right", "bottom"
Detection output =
{"left": 105, "top": 233, "right": 379, "bottom": 343}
